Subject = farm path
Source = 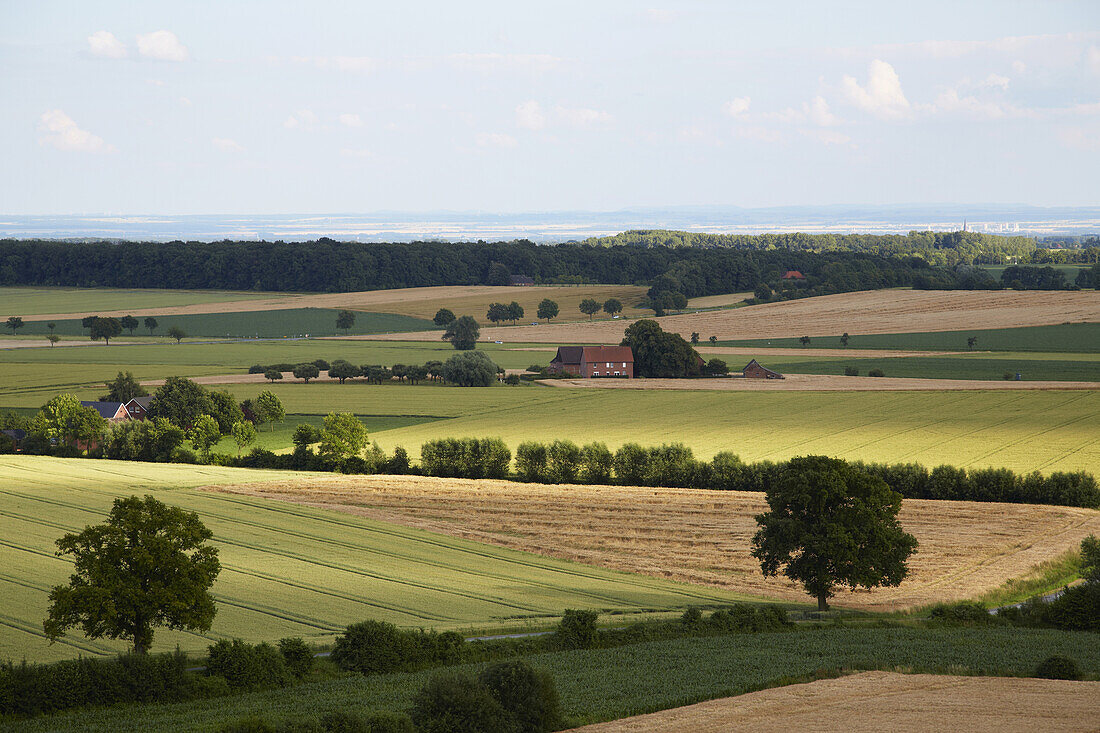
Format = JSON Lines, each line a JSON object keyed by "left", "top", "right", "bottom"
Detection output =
{"left": 566, "top": 671, "right": 1100, "bottom": 733}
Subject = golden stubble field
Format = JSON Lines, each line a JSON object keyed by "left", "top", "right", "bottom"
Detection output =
{"left": 213, "top": 475, "right": 1100, "bottom": 611}
{"left": 567, "top": 671, "right": 1100, "bottom": 733}
{"left": 366, "top": 289, "right": 1100, "bottom": 342}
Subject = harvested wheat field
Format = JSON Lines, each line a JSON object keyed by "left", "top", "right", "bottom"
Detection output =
{"left": 364, "top": 289, "right": 1100, "bottom": 343}
{"left": 211, "top": 476, "right": 1100, "bottom": 610}
{"left": 567, "top": 671, "right": 1100, "bottom": 733}
{"left": 12, "top": 284, "right": 649, "bottom": 324}
{"left": 541, "top": 374, "right": 1100, "bottom": 392}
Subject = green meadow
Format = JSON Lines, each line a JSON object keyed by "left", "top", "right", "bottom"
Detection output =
{"left": 0, "top": 456, "right": 757, "bottom": 663}
{"left": 0, "top": 286, "right": 285, "bottom": 316}
{"left": 758, "top": 353, "right": 1100, "bottom": 382}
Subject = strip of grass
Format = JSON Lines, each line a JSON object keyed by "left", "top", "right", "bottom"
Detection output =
{"left": 8, "top": 626, "right": 1100, "bottom": 732}
{"left": 0, "top": 286, "right": 285, "bottom": 316}
{"left": 211, "top": 414, "right": 443, "bottom": 454}
{"left": 714, "top": 323, "right": 1100, "bottom": 353}
{"left": 762, "top": 355, "right": 1100, "bottom": 382}
{"left": 977, "top": 551, "right": 1083, "bottom": 608}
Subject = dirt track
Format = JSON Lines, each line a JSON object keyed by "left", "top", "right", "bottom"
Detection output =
{"left": 567, "top": 672, "right": 1100, "bottom": 733}
{"left": 211, "top": 476, "right": 1100, "bottom": 610}
{"left": 540, "top": 374, "right": 1100, "bottom": 392}
{"left": 359, "top": 289, "right": 1100, "bottom": 342}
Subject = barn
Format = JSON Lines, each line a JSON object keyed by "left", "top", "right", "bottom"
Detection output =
{"left": 548, "top": 345, "right": 634, "bottom": 378}
{"left": 742, "top": 359, "right": 784, "bottom": 379}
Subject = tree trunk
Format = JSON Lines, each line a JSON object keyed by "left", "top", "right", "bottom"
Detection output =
{"left": 817, "top": 594, "right": 829, "bottom": 612}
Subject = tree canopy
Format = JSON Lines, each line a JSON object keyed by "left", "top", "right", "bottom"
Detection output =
{"left": 100, "top": 371, "right": 149, "bottom": 402}
{"left": 579, "top": 298, "right": 600, "bottom": 319}
{"left": 751, "top": 455, "right": 918, "bottom": 610}
{"left": 31, "top": 394, "right": 106, "bottom": 447}
{"left": 44, "top": 495, "right": 221, "bottom": 654}
{"left": 442, "top": 315, "right": 480, "bottom": 350}
{"left": 319, "top": 412, "right": 368, "bottom": 462}
{"left": 442, "top": 351, "right": 499, "bottom": 387}
{"left": 89, "top": 316, "right": 123, "bottom": 345}
{"left": 336, "top": 309, "right": 356, "bottom": 332}
{"left": 620, "top": 319, "right": 701, "bottom": 378}
{"left": 537, "top": 299, "right": 559, "bottom": 322}
{"left": 433, "top": 308, "right": 456, "bottom": 327}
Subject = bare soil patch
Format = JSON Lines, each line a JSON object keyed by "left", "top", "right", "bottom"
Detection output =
{"left": 567, "top": 672, "right": 1100, "bottom": 733}
{"left": 539, "top": 374, "right": 1100, "bottom": 392}
{"left": 363, "top": 289, "right": 1100, "bottom": 343}
{"left": 209, "top": 475, "right": 1100, "bottom": 610}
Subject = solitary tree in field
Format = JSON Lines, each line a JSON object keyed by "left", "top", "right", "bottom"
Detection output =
{"left": 709, "top": 335, "right": 717, "bottom": 345}
{"left": 336, "top": 309, "right": 356, "bottom": 334}
{"left": 579, "top": 298, "right": 600, "bottom": 320}
{"left": 167, "top": 326, "right": 186, "bottom": 344}
{"left": 144, "top": 316, "right": 158, "bottom": 335}
{"left": 442, "top": 315, "right": 480, "bottom": 350}
{"left": 967, "top": 336, "right": 977, "bottom": 350}
{"left": 89, "top": 317, "right": 123, "bottom": 345}
{"left": 5, "top": 316, "right": 25, "bottom": 334}
{"left": 690, "top": 332, "right": 700, "bottom": 345}
{"left": 292, "top": 362, "right": 321, "bottom": 382}
{"left": 264, "top": 369, "right": 283, "bottom": 383}
{"left": 602, "top": 298, "right": 623, "bottom": 317}
{"left": 433, "top": 308, "right": 456, "bottom": 327}
{"left": 505, "top": 301, "right": 524, "bottom": 324}
{"left": 537, "top": 299, "right": 559, "bottom": 323}
{"left": 751, "top": 456, "right": 918, "bottom": 611}
{"left": 47, "top": 334, "right": 60, "bottom": 347}
{"left": 231, "top": 420, "right": 257, "bottom": 457}
{"left": 840, "top": 332, "right": 850, "bottom": 347}
{"left": 319, "top": 412, "right": 368, "bottom": 462}
{"left": 44, "top": 495, "right": 220, "bottom": 655}
{"left": 486, "top": 302, "right": 509, "bottom": 324}
{"left": 799, "top": 335, "right": 811, "bottom": 347}
{"left": 120, "top": 315, "right": 139, "bottom": 336}
{"left": 46, "top": 321, "right": 56, "bottom": 334}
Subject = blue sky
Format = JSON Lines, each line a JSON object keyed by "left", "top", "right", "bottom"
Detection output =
{"left": 2, "top": 1, "right": 1098, "bottom": 214}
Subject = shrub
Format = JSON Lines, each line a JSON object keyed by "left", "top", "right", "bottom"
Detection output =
{"left": 927, "top": 601, "right": 995, "bottom": 625}
{"left": 503, "top": 374, "right": 521, "bottom": 385}
{"left": 441, "top": 351, "right": 499, "bottom": 387}
{"left": 1041, "top": 582, "right": 1100, "bottom": 631}
{"left": 844, "top": 366, "right": 859, "bottom": 376}
{"left": 410, "top": 673, "right": 513, "bottom": 733}
{"left": 580, "top": 442, "right": 613, "bottom": 484}
{"left": 331, "top": 620, "right": 409, "bottom": 675}
{"left": 278, "top": 637, "right": 314, "bottom": 679}
{"left": 515, "top": 441, "right": 548, "bottom": 482}
{"left": 612, "top": 442, "right": 648, "bottom": 485}
{"left": 555, "top": 609, "right": 599, "bottom": 649}
{"left": 386, "top": 446, "right": 411, "bottom": 474}
{"left": 709, "top": 451, "right": 747, "bottom": 491}
{"left": 867, "top": 368, "right": 885, "bottom": 377}
{"left": 205, "top": 639, "right": 293, "bottom": 691}
{"left": 709, "top": 604, "right": 792, "bottom": 633}
{"left": 420, "top": 437, "right": 511, "bottom": 480}
{"left": 478, "top": 660, "right": 563, "bottom": 733}
{"left": 1034, "top": 655, "right": 1082, "bottom": 680}
{"left": 680, "top": 606, "right": 703, "bottom": 629}
{"left": 248, "top": 364, "right": 267, "bottom": 374}
{"left": 170, "top": 446, "right": 199, "bottom": 464}
{"left": 546, "top": 440, "right": 582, "bottom": 483}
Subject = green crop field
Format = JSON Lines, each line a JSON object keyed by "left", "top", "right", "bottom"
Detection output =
{"left": 0, "top": 286, "right": 288, "bottom": 316}
{"left": 714, "top": 323, "right": 1100, "bottom": 353}
{"left": 7, "top": 309, "right": 435, "bottom": 339}
{"left": 0, "top": 456, "right": 758, "bottom": 663}
{"left": 758, "top": 353, "right": 1100, "bottom": 382}
{"left": 9, "top": 627, "right": 1100, "bottom": 732}
{"left": 211, "top": 413, "right": 440, "bottom": 454}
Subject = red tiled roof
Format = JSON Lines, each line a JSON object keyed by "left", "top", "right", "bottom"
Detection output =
{"left": 782, "top": 270, "right": 805, "bottom": 279}
{"left": 551, "top": 345, "right": 633, "bottom": 364}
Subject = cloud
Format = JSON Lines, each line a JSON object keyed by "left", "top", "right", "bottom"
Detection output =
{"left": 1059, "top": 126, "right": 1100, "bottom": 152}
{"left": 774, "top": 96, "right": 840, "bottom": 126}
{"left": 37, "top": 110, "right": 115, "bottom": 153}
{"left": 1012, "top": 60, "right": 1027, "bottom": 74}
{"left": 211, "top": 137, "right": 244, "bottom": 152}
{"left": 722, "top": 97, "right": 751, "bottom": 118}
{"left": 292, "top": 56, "right": 379, "bottom": 73}
{"left": 515, "top": 100, "right": 546, "bottom": 130}
{"left": 449, "top": 53, "right": 562, "bottom": 72}
{"left": 136, "top": 30, "right": 189, "bottom": 62}
{"left": 284, "top": 110, "right": 320, "bottom": 129}
{"left": 982, "top": 73, "right": 1011, "bottom": 90}
{"left": 732, "top": 126, "right": 783, "bottom": 143}
{"left": 801, "top": 129, "right": 853, "bottom": 146}
{"left": 338, "top": 113, "right": 363, "bottom": 128}
{"left": 87, "top": 31, "right": 126, "bottom": 59}
{"left": 554, "top": 105, "right": 612, "bottom": 127}
{"left": 476, "top": 132, "right": 518, "bottom": 148}
{"left": 842, "top": 59, "right": 910, "bottom": 119}
{"left": 929, "top": 88, "right": 1010, "bottom": 119}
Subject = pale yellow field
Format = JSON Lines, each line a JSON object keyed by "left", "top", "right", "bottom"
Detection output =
{"left": 568, "top": 672, "right": 1100, "bottom": 733}
{"left": 363, "top": 289, "right": 1100, "bottom": 342}
{"left": 214, "top": 475, "right": 1100, "bottom": 611}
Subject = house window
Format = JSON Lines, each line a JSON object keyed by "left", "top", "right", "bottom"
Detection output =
{"left": 606, "top": 362, "right": 611, "bottom": 367}
{"left": 622, "top": 362, "right": 627, "bottom": 367}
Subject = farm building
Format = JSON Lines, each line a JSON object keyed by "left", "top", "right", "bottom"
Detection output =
{"left": 742, "top": 359, "right": 784, "bottom": 379}
{"left": 782, "top": 270, "right": 806, "bottom": 280}
{"left": 548, "top": 345, "right": 634, "bottom": 378}
{"left": 125, "top": 395, "right": 154, "bottom": 420}
{"left": 509, "top": 274, "right": 535, "bottom": 286}
{"left": 81, "top": 401, "right": 131, "bottom": 423}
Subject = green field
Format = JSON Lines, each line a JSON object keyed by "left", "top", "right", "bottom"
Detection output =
{"left": 760, "top": 353, "right": 1100, "bottom": 382}
{"left": 0, "top": 286, "right": 287, "bottom": 316}
{"left": 0, "top": 456, "right": 759, "bottom": 663}
{"left": 715, "top": 323, "right": 1100, "bottom": 353}
{"left": 7, "top": 309, "right": 435, "bottom": 339}
{"left": 211, "top": 414, "right": 441, "bottom": 454}
{"left": 9, "top": 626, "right": 1100, "bottom": 732}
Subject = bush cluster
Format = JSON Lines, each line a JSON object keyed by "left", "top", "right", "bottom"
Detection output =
{"left": 420, "top": 437, "right": 511, "bottom": 479}
{"left": 330, "top": 621, "right": 467, "bottom": 675}
{"left": 219, "top": 710, "right": 414, "bottom": 733}
{"left": 411, "top": 660, "right": 562, "bottom": 733}
{"left": 205, "top": 639, "right": 295, "bottom": 691}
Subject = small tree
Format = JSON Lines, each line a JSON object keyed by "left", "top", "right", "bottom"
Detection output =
{"left": 188, "top": 414, "right": 221, "bottom": 458}
{"left": 967, "top": 336, "right": 977, "bottom": 350}
{"left": 798, "top": 335, "right": 811, "bottom": 347}
{"left": 47, "top": 334, "right": 60, "bottom": 347}
{"left": 537, "top": 299, "right": 559, "bottom": 323}
{"left": 120, "top": 315, "right": 139, "bottom": 336}
{"left": 89, "top": 317, "right": 123, "bottom": 345}
{"left": 506, "top": 301, "right": 524, "bottom": 324}
{"left": 46, "top": 321, "right": 56, "bottom": 334}
{"left": 486, "top": 302, "right": 509, "bottom": 324}
{"left": 167, "top": 326, "right": 186, "bottom": 344}
{"left": 579, "top": 298, "right": 600, "bottom": 320}
{"left": 328, "top": 360, "right": 360, "bottom": 384}
{"left": 255, "top": 390, "right": 285, "bottom": 432}
{"left": 336, "top": 309, "right": 356, "bottom": 333}
{"left": 1081, "top": 534, "right": 1100, "bottom": 584}
{"left": 703, "top": 358, "right": 728, "bottom": 376}
{"left": 292, "top": 363, "right": 321, "bottom": 382}
{"left": 101, "top": 371, "right": 149, "bottom": 402}
{"left": 690, "top": 332, "right": 700, "bottom": 345}
{"left": 144, "top": 316, "right": 158, "bottom": 335}
{"left": 840, "top": 332, "right": 850, "bottom": 347}
{"left": 751, "top": 456, "right": 918, "bottom": 611}
{"left": 754, "top": 283, "right": 772, "bottom": 301}
{"left": 231, "top": 420, "right": 257, "bottom": 457}
{"left": 319, "top": 412, "right": 368, "bottom": 462}
{"left": 602, "top": 298, "right": 622, "bottom": 317}
{"left": 292, "top": 424, "right": 320, "bottom": 449}
{"left": 5, "top": 316, "right": 24, "bottom": 334}
{"left": 442, "top": 351, "right": 499, "bottom": 386}
{"left": 433, "top": 308, "right": 456, "bottom": 327}
{"left": 442, "top": 315, "right": 480, "bottom": 350}
{"left": 264, "top": 369, "right": 283, "bottom": 383}
{"left": 43, "top": 495, "right": 220, "bottom": 654}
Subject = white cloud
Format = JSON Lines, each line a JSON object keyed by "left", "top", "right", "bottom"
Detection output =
{"left": 136, "top": 30, "right": 189, "bottom": 62}
{"left": 212, "top": 137, "right": 244, "bottom": 152}
{"left": 930, "top": 88, "right": 1009, "bottom": 119}
{"left": 338, "top": 113, "right": 363, "bottom": 128}
{"left": 1012, "top": 60, "right": 1027, "bottom": 74}
{"left": 774, "top": 96, "right": 840, "bottom": 126}
{"left": 982, "top": 73, "right": 1011, "bottom": 90}
{"left": 1088, "top": 46, "right": 1100, "bottom": 74}
{"left": 554, "top": 105, "right": 612, "bottom": 127}
{"left": 842, "top": 59, "right": 910, "bottom": 119}
{"left": 476, "top": 132, "right": 518, "bottom": 148}
{"left": 801, "top": 129, "right": 853, "bottom": 146}
{"left": 87, "top": 31, "right": 126, "bottom": 59}
{"left": 292, "top": 56, "right": 379, "bottom": 73}
{"left": 284, "top": 110, "right": 320, "bottom": 129}
{"left": 449, "top": 53, "right": 562, "bottom": 72}
{"left": 515, "top": 100, "right": 546, "bottom": 130}
{"left": 722, "top": 97, "right": 751, "bottom": 118}
{"left": 36, "top": 110, "right": 115, "bottom": 153}
{"left": 732, "top": 126, "right": 783, "bottom": 143}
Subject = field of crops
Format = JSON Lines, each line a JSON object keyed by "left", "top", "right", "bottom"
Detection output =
{"left": 759, "top": 353, "right": 1100, "bottom": 382}
{"left": 9, "top": 627, "right": 1100, "bottom": 732}
{"left": 0, "top": 287, "right": 292, "bottom": 317}
{"left": 0, "top": 456, "right": 757, "bottom": 663}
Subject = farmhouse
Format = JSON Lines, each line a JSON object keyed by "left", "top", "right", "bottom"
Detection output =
{"left": 742, "top": 359, "right": 784, "bottom": 379}
{"left": 81, "top": 401, "right": 131, "bottom": 423}
{"left": 548, "top": 345, "right": 634, "bottom": 378}
{"left": 509, "top": 274, "right": 535, "bottom": 286}
{"left": 782, "top": 270, "right": 806, "bottom": 280}
{"left": 125, "top": 395, "right": 154, "bottom": 420}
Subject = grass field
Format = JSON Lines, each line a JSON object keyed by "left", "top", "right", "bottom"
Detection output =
{"left": 0, "top": 287, "right": 293, "bottom": 317}
{"left": 8, "top": 627, "right": 1100, "bottom": 732}
{"left": 0, "top": 456, "right": 759, "bottom": 663}
{"left": 222, "top": 475, "right": 1100, "bottom": 610}
{"left": 760, "top": 353, "right": 1100, "bottom": 382}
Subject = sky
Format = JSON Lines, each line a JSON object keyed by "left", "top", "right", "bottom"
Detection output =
{"left": 2, "top": 1, "right": 1099, "bottom": 215}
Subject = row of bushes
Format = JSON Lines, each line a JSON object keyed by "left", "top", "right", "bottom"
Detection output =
{"left": 930, "top": 582, "right": 1100, "bottom": 632}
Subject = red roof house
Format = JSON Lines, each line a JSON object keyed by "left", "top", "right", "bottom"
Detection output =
{"left": 548, "top": 345, "right": 634, "bottom": 378}
{"left": 742, "top": 359, "right": 785, "bottom": 379}
{"left": 782, "top": 270, "right": 806, "bottom": 280}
